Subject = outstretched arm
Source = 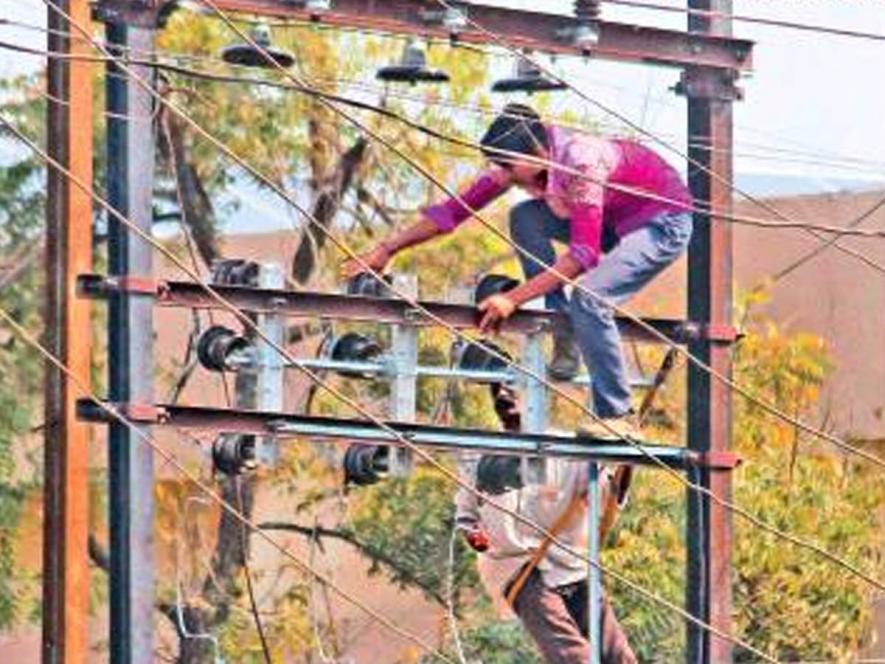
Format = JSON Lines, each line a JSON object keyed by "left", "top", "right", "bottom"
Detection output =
{"left": 341, "top": 168, "right": 511, "bottom": 278}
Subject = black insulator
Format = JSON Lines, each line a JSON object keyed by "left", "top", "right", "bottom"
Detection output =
{"left": 221, "top": 23, "right": 295, "bottom": 69}
{"left": 329, "top": 332, "right": 384, "bottom": 379}
{"left": 346, "top": 271, "right": 393, "bottom": 298}
{"left": 574, "top": 0, "right": 601, "bottom": 22}
{"left": 343, "top": 444, "right": 389, "bottom": 486}
{"left": 210, "top": 258, "right": 261, "bottom": 287}
{"left": 376, "top": 39, "right": 450, "bottom": 85}
{"left": 212, "top": 434, "right": 257, "bottom": 476}
{"left": 453, "top": 339, "right": 512, "bottom": 382}
{"left": 197, "top": 325, "right": 253, "bottom": 372}
{"left": 376, "top": 65, "right": 450, "bottom": 85}
{"left": 474, "top": 273, "right": 520, "bottom": 304}
{"left": 492, "top": 55, "right": 568, "bottom": 94}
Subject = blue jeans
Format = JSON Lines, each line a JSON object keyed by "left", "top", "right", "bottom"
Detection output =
{"left": 509, "top": 199, "right": 693, "bottom": 418}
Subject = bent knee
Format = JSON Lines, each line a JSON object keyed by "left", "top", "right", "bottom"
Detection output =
{"left": 570, "top": 289, "right": 614, "bottom": 322}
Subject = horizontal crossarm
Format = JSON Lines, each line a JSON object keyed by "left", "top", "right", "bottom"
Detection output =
{"left": 77, "top": 274, "right": 738, "bottom": 344}
{"left": 76, "top": 400, "right": 741, "bottom": 470}
{"left": 95, "top": 0, "right": 753, "bottom": 71}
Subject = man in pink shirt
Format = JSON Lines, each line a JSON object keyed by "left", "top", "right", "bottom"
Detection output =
{"left": 342, "top": 104, "right": 692, "bottom": 437}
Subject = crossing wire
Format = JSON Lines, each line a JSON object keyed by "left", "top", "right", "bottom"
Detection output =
{"left": 0, "top": 302, "right": 452, "bottom": 664}
{"left": 7, "top": 12, "right": 885, "bottom": 178}
{"left": 602, "top": 0, "right": 885, "bottom": 43}
{"left": 31, "top": 0, "right": 877, "bottom": 648}
{"left": 192, "top": 0, "right": 885, "bottom": 472}
{"left": 20, "top": 24, "right": 885, "bottom": 648}
{"left": 38, "top": 0, "right": 885, "bottom": 604}
{"left": 428, "top": 0, "right": 885, "bottom": 288}
{"left": 6, "top": 36, "right": 885, "bottom": 245}
{"left": 0, "top": 115, "right": 777, "bottom": 663}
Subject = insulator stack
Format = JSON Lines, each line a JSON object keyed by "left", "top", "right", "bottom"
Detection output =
{"left": 574, "top": 0, "right": 601, "bottom": 22}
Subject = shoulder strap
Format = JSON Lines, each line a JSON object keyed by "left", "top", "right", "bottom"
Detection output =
{"left": 505, "top": 492, "right": 586, "bottom": 608}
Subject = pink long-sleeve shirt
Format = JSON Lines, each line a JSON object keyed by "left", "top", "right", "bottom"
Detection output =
{"left": 421, "top": 126, "right": 693, "bottom": 269}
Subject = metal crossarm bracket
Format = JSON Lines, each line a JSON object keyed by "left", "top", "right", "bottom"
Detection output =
{"left": 77, "top": 274, "right": 730, "bottom": 346}
{"left": 75, "top": 400, "right": 742, "bottom": 470}
{"left": 94, "top": 0, "right": 753, "bottom": 70}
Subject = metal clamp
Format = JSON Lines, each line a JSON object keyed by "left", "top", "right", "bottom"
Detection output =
{"left": 673, "top": 67, "right": 743, "bottom": 102}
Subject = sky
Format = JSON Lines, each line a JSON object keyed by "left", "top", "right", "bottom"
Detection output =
{"left": 1, "top": 0, "right": 884, "bottom": 232}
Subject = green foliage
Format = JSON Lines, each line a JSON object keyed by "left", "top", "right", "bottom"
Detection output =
{"left": 601, "top": 297, "right": 884, "bottom": 661}
{"left": 347, "top": 468, "right": 479, "bottom": 604}
{"left": 0, "top": 73, "right": 49, "bottom": 631}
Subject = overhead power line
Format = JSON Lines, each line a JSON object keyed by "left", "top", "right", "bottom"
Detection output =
{"left": 21, "top": 3, "right": 885, "bottom": 616}
{"left": 4, "top": 37, "right": 885, "bottom": 246}
{"left": 604, "top": 0, "right": 885, "bottom": 43}
{"left": 25, "top": 3, "right": 884, "bottom": 648}
{"left": 43, "top": 0, "right": 885, "bottom": 603}
{"left": 0, "top": 300, "right": 452, "bottom": 664}
{"left": 0, "top": 113, "right": 776, "bottom": 661}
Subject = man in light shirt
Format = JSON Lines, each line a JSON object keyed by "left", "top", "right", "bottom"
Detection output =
{"left": 455, "top": 384, "right": 637, "bottom": 664}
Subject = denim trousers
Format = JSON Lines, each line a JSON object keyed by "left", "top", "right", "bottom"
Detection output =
{"left": 509, "top": 198, "right": 693, "bottom": 418}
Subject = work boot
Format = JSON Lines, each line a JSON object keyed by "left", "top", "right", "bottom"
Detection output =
{"left": 576, "top": 412, "right": 642, "bottom": 441}
{"left": 548, "top": 324, "right": 581, "bottom": 380}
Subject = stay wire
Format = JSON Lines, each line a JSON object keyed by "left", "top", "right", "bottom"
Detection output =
{"left": 44, "top": 0, "right": 885, "bottom": 608}
{"left": 0, "top": 114, "right": 777, "bottom": 664}
{"left": 0, "top": 300, "right": 451, "bottom": 663}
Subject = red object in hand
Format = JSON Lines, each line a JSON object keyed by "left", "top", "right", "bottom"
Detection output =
{"left": 464, "top": 527, "right": 490, "bottom": 553}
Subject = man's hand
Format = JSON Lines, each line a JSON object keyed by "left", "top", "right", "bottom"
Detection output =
{"left": 340, "top": 243, "right": 392, "bottom": 279}
{"left": 478, "top": 294, "right": 517, "bottom": 334}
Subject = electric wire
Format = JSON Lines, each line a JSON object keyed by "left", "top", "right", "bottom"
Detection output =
{"left": 0, "top": 300, "right": 452, "bottom": 663}
{"left": 195, "top": 0, "right": 885, "bottom": 472}
{"left": 0, "top": 114, "right": 777, "bottom": 664}
{"left": 429, "top": 0, "right": 885, "bottom": 283}
{"left": 0, "top": 35, "right": 856, "bottom": 660}
{"left": 17, "top": 4, "right": 885, "bottom": 607}
{"left": 602, "top": 0, "right": 885, "bottom": 43}
{"left": 40, "top": 0, "right": 885, "bottom": 608}
{"left": 180, "top": 1, "right": 885, "bottom": 603}
{"left": 6, "top": 36, "right": 885, "bottom": 247}
{"left": 31, "top": 1, "right": 880, "bottom": 644}
{"left": 3, "top": 13, "right": 885, "bottom": 179}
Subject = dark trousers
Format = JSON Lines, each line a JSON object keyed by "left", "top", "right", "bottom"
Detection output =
{"left": 509, "top": 568, "right": 637, "bottom": 664}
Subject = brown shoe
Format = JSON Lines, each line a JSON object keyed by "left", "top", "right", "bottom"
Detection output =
{"left": 548, "top": 324, "right": 581, "bottom": 380}
{"left": 576, "top": 413, "right": 641, "bottom": 441}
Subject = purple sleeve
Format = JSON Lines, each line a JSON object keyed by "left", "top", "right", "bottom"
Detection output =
{"left": 421, "top": 171, "right": 510, "bottom": 233}
{"left": 567, "top": 203, "right": 602, "bottom": 269}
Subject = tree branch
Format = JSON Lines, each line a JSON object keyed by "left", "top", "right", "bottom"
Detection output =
{"left": 292, "top": 137, "right": 369, "bottom": 284}
{"left": 257, "top": 521, "right": 448, "bottom": 607}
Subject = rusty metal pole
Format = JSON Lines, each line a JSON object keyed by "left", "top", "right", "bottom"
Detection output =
{"left": 104, "top": 17, "right": 157, "bottom": 664}
{"left": 42, "top": 1, "right": 93, "bottom": 662}
{"left": 684, "top": 1, "right": 735, "bottom": 662}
